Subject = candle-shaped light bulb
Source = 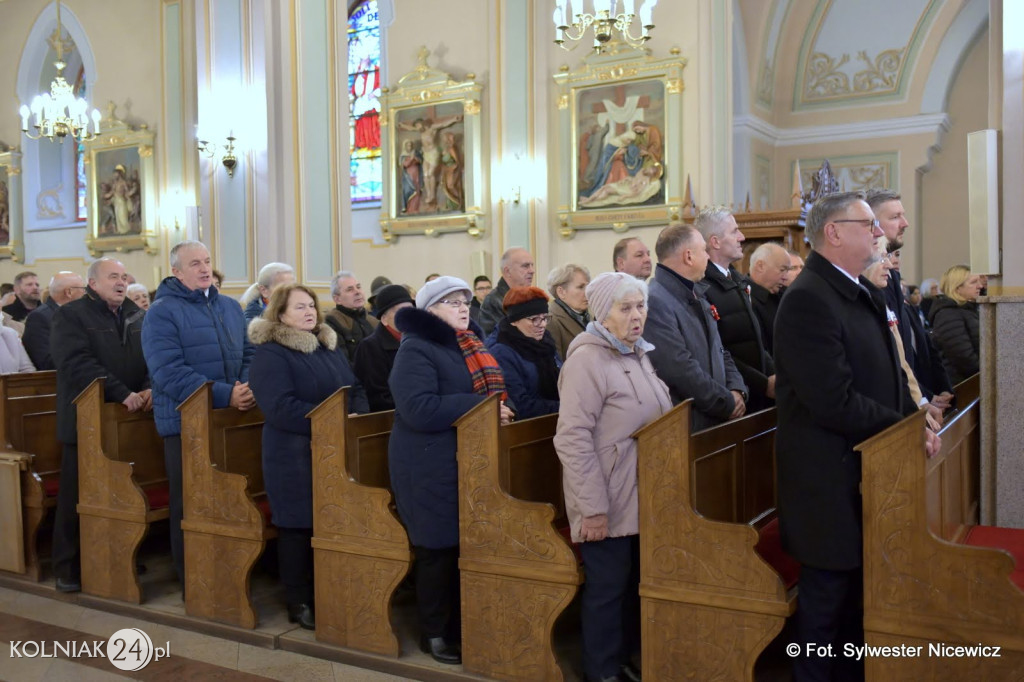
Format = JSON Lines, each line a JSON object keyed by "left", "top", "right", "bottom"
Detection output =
{"left": 91, "top": 108, "right": 101, "bottom": 134}
{"left": 623, "top": 0, "right": 635, "bottom": 15}
{"left": 569, "top": 0, "right": 580, "bottom": 21}
{"left": 639, "top": 0, "right": 653, "bottom": 25}
{"left": 20, "top": 104, "right": 30, "bottom": 130}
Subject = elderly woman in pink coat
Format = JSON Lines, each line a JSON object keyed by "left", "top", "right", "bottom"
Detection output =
{"left": 554, "top": 271, "right": 672, "bottom": 682}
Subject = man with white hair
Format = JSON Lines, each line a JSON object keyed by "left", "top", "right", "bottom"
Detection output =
{"left": 696, "top": 208, "right": 776, "bottom": 412}
{"left": 241, "top": 262, "right": 296, "bottom": 323}
{"left": 746, "top": 242, "right": 791, "bottom": 354}
{"left": 479, "top": 247, "right": 535, "bottom": 335}
{"left": 143, "top": 240, "right": 255, "bottom": 593}
{"left": 774, "top": 191, "right": 938, "bottom": 681}
{"left": 22, "top": 271, "right": 86, "bottom": 370}
{"left": 50, "top": 258, "right": 150, "bottom": 593}
{"left": 325, "top": 270, "right": 379, "bottom": 364}
{"left": 645, "top": 222, "right": 747, "bottom": 431}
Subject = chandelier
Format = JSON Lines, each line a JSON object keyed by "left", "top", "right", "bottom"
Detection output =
{"left": 553, "top": 0, "right": 657, "bottom": 52}
{"left": 18, "top": 1, "right": 101, "bottom": 143}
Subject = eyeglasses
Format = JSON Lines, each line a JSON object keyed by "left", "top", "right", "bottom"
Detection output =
{"left": 833, "top": 218, "right": 880, "bottom": 230}
{"left": 475, "top": 285, "right": 492, "bottom": 292}
{"left": 437, "top": 299, "right": 470, "bottom": 309}
{"left": 526, "top": 314, "right": 550, "bottom": 326}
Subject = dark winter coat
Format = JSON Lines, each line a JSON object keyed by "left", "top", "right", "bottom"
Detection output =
{"left": 142, "top": 277, "right": 254, "bottom": 437}
{"left": 748, "top": 280, "right": 781, "bottom": 355}
{"left": 478, "top": 277, "right": 510, "bottom": 336}
{"left": 928, "top": 295, "right": 980, "bottom": 385}
{"left": 243, "top": 295, "right": 266, "bottom": 324}
{"left": 903, "top": 300, "right": 952, "bottom": 396}
{"left": 774, "top": 251, "right": 915, "bottom": 571}
{"left": 324, "top": 306, "right": 379, "bottom": 365}
{"left": 248, "top": 319, "right": 368, "bottom": 528}
{"left": 388, "top": 307, "right": 490, "bottom": 548}
{"left": 703, "top": 263, "right": 774, "bottom": 411}
{"left": 489, "top": 327, "right": 561, "bottom": 419}
{"left": 352, "top": 321, "right": 401, "bottom": 412}
{"left": 22, "top": 298, "right": 59, "bottom": 370}
{"left": 51, "top": 288, "right": 149, "bottom": 444}
{"left": 645, "top": 264, "right": 747, "bottom": 431}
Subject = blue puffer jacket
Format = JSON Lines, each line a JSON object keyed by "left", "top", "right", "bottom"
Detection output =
{"left": 142, "top": 277, "right": 254, "bottom": 436}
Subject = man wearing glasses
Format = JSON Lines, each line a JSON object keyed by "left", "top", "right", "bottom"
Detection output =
{"left": 22, "top": 271, "right": 86, "bottom": 370}
{"left": 774, "top": 191, "right": 940, "bottom": 681}
{"left": 469, "top": 275, "right": 492, "bottom": 323}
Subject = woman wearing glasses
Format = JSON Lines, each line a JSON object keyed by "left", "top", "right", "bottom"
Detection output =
{"left": 388, "top": 276, "right": 513, "bottom": 665}
{"left": 489, "top": 287, "right": 562, "bottom": 419}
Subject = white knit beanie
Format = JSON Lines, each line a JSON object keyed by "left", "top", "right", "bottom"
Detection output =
{"left": 585, "top": 271, "right": 637, "bottom": 323}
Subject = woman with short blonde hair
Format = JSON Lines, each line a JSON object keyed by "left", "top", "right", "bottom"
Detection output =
{"left": 929, "top": 265, "right": 982, "bottom": 384}
{"left": 546, "top": 264, "right": 591, "bottom": 360}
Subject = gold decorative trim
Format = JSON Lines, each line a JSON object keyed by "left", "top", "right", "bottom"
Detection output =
{"left": 666, "top": 78, "right": 683, "bottom": 95}
{"left": 464, "top": 99, "right": 481, "bottom": 116}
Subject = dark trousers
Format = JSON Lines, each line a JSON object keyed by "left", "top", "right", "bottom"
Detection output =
{"left": 163, "top": 435, "right": 185, "bottom": 586}
{"left": 51, "top": 444, "right": 80, "bottom": 582}
{"left": 277, "top": 527, "right": 313, "bottom": 606}
{"left": 413, "top": 545, "right": 460, "bottom": 641}
{"left": 579, "top": 534, "right": 640, "bottom": 682}
{"left": 792, "top": 564, "right": 864, "bottom": 682}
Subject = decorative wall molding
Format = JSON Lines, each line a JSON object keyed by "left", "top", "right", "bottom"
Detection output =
{"left": 734, "top": 112, "right": 950, "bottom": 147}
{"left": 795, "top": 154, "right": 897, "bottom": 194}
{"left": 804, "top": 47, "right": 905, "bottom": 100}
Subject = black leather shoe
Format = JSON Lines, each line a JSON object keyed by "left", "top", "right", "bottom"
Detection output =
{"left": 420, "top": 635, "right": 462, "bottom": 664}
{"left": 621, "top": 661, "right": 642, "bottom": 682}
{"left": 55, "top": 577, "right": 81, "bottom": 593}
{"left": 287, "top": 603, "right": 315, "bottom": 630}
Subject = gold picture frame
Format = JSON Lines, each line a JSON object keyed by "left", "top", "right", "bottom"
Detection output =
{"left": 83, "top": 105, "right": 157, "bottom": 257}
{"left": 379, "top": 47, "right": 485, "bottom": 242}
{"left": 0, "top": 146, "right": 22, "bottom": 261}
{"left": 553, "top": 44, "right": 687, "bottom": 239}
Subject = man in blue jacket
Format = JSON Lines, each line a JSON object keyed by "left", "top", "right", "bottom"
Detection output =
{"left": 142, "top": 240, "right": 255, "bottom": 591}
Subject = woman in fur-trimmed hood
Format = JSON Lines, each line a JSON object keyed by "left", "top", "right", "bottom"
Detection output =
{"left": 247, "top": 283, "right": 368, "bottom": 630}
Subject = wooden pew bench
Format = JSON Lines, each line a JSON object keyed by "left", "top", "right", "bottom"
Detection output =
{"left": 455, "top": 396, "right": 581, "bottom": 682}
{"left": 309, "top": 388, "right": 409, "bottom": 656}
{"left": 857, "top": 376, "right": 1024, "bottom": 679}
{"left": 178, "top": 383, "right": 271, "bottom": 629}
{"left": 74, "top": 379, "right": 167, "bottom": 603}
{"left": 0, "top": 371, "right": 59, "bottom": 580}
{"left": 634, "top": 401, "right": 797, "bottom": 682}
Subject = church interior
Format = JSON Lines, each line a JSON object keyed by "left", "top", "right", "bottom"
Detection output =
{"left": 1, "top": 0, "right": 1023, "bottom": 680}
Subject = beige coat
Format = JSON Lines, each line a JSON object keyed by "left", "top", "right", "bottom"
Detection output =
{"left": 547, "top": 299, "right": 586, "bottom": 361}
{"left": 554, "top": 327, "right": 673, "bottom": 542}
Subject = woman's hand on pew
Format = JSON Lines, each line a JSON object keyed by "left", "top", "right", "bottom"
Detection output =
{"left": 122, "top": 392, "right": 146, "bottom": 413}
{"left": 581, "top": 514, "right": 609, "bottom": 542}
{"left": 499, "top": 402, "right": 514, "bottom": 425}
{"left": 230, "top": 381, "right": 257, "bottom": 411}
{"left": 924, "top": 427, "right": 942, "bottom": 458}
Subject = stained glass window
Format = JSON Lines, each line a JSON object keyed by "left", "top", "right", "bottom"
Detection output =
{"left": 74, "top": 66, "right": 88, "bottom": 221}
{"left": 348, "top": 1, "right": 382, "bottom": 204}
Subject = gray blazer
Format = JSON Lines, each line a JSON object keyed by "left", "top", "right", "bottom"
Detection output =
{"left": 645, "top": 264, "right": 746, "bottom": 431}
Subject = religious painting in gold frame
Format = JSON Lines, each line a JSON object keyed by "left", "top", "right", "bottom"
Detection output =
{"left": 83, "top": 105, "right": 157, "bottom": 256}
{"left": 379, "top": 47, "right": 484, "bottom": 242}
{"left": 0, "top": 147, "right": 22, "bottom": 261}
{"left": 554, "top": 45, "right": 687, "bottom": 239}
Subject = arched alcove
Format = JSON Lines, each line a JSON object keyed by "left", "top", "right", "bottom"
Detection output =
{"left": 16, "top": 2, "right": 98, "bottom": 238}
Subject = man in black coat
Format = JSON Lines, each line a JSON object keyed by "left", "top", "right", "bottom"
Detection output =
{"left": 866, "top": 189, "right": 953, "bottom": 408}
{"left": 352, "top": 284, "right": 414, "bottom": 412}
{"left": 49, "top": 258, "right": 151, "bottom": 593}
{"left": 775, "top": 191, "right": 940, "bottom": 681}
{"left": 22, "top": 271, "right": 86, "bottom": 370}
{"left": 2, "top": 271, "right": 42, "bottom": 322}
{"left": 478, "top": 247, "right": 535, "bottom": 335}
{"left": 695, "top": 208, "right": 775, "bottom": 412}
{"left": 746, "top": 242, "right": 790, "bottom": 355}
{"left": 324, "top": 270, "right": 378, "bottom": 364}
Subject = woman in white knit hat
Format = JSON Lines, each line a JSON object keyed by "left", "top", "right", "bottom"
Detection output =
{"left": 554, "top": 271, "right": 672, "bottom": 682}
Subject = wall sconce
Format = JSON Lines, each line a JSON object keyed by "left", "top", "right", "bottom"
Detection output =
{"left": 497, "top": 153, "right": 542, "bottom": 206}
{"left": 197, "top": 134, "right": 238, "bottom": 177}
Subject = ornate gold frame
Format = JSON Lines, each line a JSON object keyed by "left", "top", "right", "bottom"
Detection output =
{"left": 553, "top": 44, "right": 687, "bottom": 239}
{"left": 0, "top": 147, "right": 23, "bottom": 262}
{"left": 83, "top": 105, "right": 157, "bottom": 257}
{"left": 379, "top": 48, "right": 485, "bottom": 242}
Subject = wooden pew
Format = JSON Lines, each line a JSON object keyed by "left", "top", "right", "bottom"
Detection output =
{"left": 634, "top": 401, "right": 796, "bottom": 682}
{"left": 178, "top": 383, "right": 270, "bottom": 629}
{"left": 0, "top": 371, "right": 58, "bottom": 580}
{"left": 455, "top": 395, "right": 581, "bottom": 682}
{"left": 74, "top": 379, "right": 167, "bottom": 603}
{"left": 857, "top": 376, "right": 1024, "bottom": 679}
{"left": 309, "top": 388, "right": 409, "bottom": 656}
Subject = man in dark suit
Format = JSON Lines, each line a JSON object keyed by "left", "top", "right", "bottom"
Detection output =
{"left": 775, "top": 191, "right": 941, "bottom": 681}
{"left": 22, "top": 271, "right": 85, "bottom": 370}
{"left": 747, "top": 242, "right": 790, "bottom": 354}
{"left": 696, "top": 208, "right": 775, "bottom": 412}
{"left": 866, "top": 189, "right": 952, "bottom": 409}
{"left": 2, "top": 271, "right": 41, "bottom": 322}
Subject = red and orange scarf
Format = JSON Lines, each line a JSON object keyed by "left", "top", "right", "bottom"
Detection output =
{"left": 456, "top": 330, "right": 507, "bottom": 400}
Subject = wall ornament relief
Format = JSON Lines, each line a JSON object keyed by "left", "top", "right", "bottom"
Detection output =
{"left": 804, "top": 47, "right": 905, "bottom": 101}
{"left": 36, "top": 185, "right": 65, "bottom": 219}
